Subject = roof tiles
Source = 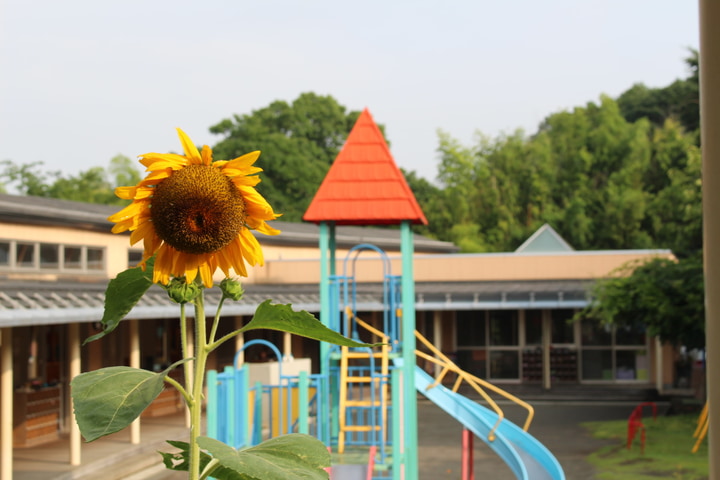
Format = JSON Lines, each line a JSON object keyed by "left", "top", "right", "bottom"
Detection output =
{"left": 303, "top": 109, "right": 428, "bottom": 225}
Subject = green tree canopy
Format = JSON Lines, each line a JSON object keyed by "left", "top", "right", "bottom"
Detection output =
{"left": 209, "top": 93, "right": 367, "bottom": 222}
{"left": 0, "top": 155, "right": 141, "bottom": 205}
{"left": 580, "top": 256, "right": 705, "bottom": 349}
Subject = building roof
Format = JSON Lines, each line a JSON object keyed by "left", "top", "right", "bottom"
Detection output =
{"left": 0, "top": 193, "right": 456, "bottom": 253}
{"left": 0, "top": 277, "right": 592, "bottom": 328}
{"left": 515, "top": 224, "right": 574, "bottom": 253}
{"left": 303, "top": 109, "right": 428, "bottom": 226}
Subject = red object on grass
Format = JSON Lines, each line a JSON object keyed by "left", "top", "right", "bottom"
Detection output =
{"left": 627, "top": 402, "right": 657, "bottom": 454}
{"left": 303, "top": 108, "right": 427, "bottom": 226}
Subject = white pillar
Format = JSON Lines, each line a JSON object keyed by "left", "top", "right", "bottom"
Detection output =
{"left": 129, "top": 320, "right": 141, "bottom": 444}
{"left": 1, "top": 328, "right": 13, "bottom": 480}
{"left": 283, "top": 332, "right": 292, "bottom": 360}
{"left": 68, "top": 323, "right": 81, "bottom": 466}
{"left": 700, "top": 1, "right": 720, "bottom": 476}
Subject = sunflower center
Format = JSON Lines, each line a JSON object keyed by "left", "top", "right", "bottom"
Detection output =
{"left": 150, "top": 164, "right": 246, "bottom": 255}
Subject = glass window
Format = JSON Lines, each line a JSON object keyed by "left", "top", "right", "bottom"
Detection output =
{"left": 128, "top": 249, "right": 143, "bottom": 268}
{"left": 581, "top": 349, "right": 613, "bottom": 380}
{"left": 616, "top": 350, "right": 649, "bottom": 380}
{"left": 489, "top": 310, "right": 518, "bottom": 346}
{"left": 40, "top": 243, "right": 59, "bottom": 269}
{"left": 489, "top": 350, "right": 519, "bottom": 379}
{"left": 456, "top": 349, "right": 487, "bottom": 379}
{"left": 551, "top": 309, "right": 575, "bottom": 343}
{"left": 0, "top": 242, "right": 9, "bottom": 265}
{"left": 615, "top": 325, "right": 646, "bottom": 346}
{"left": 64, "top": 246, "right": 82, "bottom": 269}
{"left": 456, "top": 311, "right": 485, "bottom": 347}
{"left": 580, "top": 320, "right": 612, "bottom": 346}
{"left": 525, "top": 310, "right": 543, "bottom": 345}
{"left": 16, "top": 242, "right": 34, "bottom": 267}
{"left": 86, "top": 248, "right": 104, "bottom": 270}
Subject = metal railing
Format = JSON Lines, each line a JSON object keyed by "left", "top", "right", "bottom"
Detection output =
{"left": 414, "top": 330, "right": 535, "bottom": 438}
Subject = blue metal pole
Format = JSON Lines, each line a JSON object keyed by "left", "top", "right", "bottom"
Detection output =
{"left": 401, "top": 221, "right": 418, "bottom": 480}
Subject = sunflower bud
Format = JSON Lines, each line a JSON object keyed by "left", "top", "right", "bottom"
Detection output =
{"left": 220, "top": 278, "right": 244, "bottom": 301}
{"left": 165, "top": 277, "right": 203, "bottom": 304}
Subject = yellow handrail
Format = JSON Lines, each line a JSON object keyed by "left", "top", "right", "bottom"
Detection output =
{"left": 415, "top": 330, "right": 535, "bottom": 433}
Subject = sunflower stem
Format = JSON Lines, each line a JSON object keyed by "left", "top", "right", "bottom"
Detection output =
{"left": 189, "top": 290, "right": 208, "bottom": 480}
{"left": 208, "top": 296, "right": 226, "bottom": 345}
{"left": 179, "top": 303, "right": 191, "bottom": 402}
{"left": 206, "top": 328, "right": 242, "bottom": 354}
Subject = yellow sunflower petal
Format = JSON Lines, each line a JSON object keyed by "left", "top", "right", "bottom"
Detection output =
{"left": 223, "top": 166, "right": 263, "bottom": 178}
{"left": 176, "top": 128, "right": 202, "bottom": 164}
{"left": 225, "top": 151, "right": 261, "bottom": 169}
{"left": 201, "top": 145, "right": 213, "bottom": 166}
{"left": 224, "top": 237, "right": 248, "bottom": 277}
{"left": 239, "top": 229, "right": 264, "bottom": 266}
{"left": 198, "top": 262, "right": 214, "bottom": 288}
{"left": 115, "top": 186, "right": 137, "bottom": 200}
{"left": 232, "top": 175, "right": 262, "bottom": 187}
{"left": 246, "top": 217, "right": 281, "bottom": 236}
{"left": 107, "top": 201, "right": 146, "bottom": 223}
{"left": 240, "top": 187, "right": 279, "bottom": 220}
{"left": 129, "top": 219, "right": 154, "bottom": 245}
{"left": 139, "top": 153, "right": 189, "bottom": 170}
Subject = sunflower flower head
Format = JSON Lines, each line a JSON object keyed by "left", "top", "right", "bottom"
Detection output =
{"left": 108, "top": 128, "right": 280, "bottom": 287}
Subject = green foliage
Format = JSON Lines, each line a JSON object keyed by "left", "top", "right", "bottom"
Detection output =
{"left": 0, "top": 155, "right": 142, "bottom": 205}
{"left": 160, "top": 436, "right": 330, "bottom": 480}
{"left": 72, "top": 364, "right": 177, "bottom": 442}
{"left": 581, "top": 256, "right": 705, "bottom": 349}
{"left": 583, "top": 413, "right": 708, "bottom": 479}
{"left": 75, "top": 258, "right": 377, "bottom": 479}
{"left": 209, "top": 93, "right": 369, "bottom": 222}
{"left": 84, "top": 257, "right": 154, "bottom": 344}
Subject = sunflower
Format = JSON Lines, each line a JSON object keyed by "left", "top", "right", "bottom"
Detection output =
{"left": 108, "top": 128, "right": 280, "bottom": 287}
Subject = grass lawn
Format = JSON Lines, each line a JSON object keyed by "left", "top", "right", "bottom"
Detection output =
{"left": 583, "top": 411, "right": 708, "bottom": 480}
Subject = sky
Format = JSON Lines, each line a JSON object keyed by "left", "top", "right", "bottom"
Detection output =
{"left": 0, "top": 1, "right": 699, "bottom": 183}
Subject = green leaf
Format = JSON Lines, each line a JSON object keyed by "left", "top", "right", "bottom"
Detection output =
{"left": 72, "top": 363, "right": 173, "bottom": 442}
{"left": 84, "top": 256, "right": 155, "bottom": 344}
{"left": 240, "top": 300, "right": 380, "bottom": 348}
{"left": 196, "top": 434, "right": 330, "bottom": 480}
{"left": 160, "top": 440, "right": 245, "bottom": 479}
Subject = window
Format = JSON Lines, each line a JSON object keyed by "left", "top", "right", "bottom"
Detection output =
{"left": 40, "top": 244, "right": 60, "bottom": 269}
{"left": 456, "top": 310, "right": 485, "bottom": 347}
{"left": 0, "top": 240, "right": 106, "bottom": 273}
{"left": 16, "top": 242, "right": 34, "bottom": 267}
{"left": 580, "top": 319, "right": 648, "bottom": 381}
{"left": 128, "top": 249, "right": 143, "bottom": 268}
{"left": 64, "top": 246, "right": 82, "bottom": 269}
{"left": 551, "top": 309, "right": 575, "bottom": 344}
{"left": 86, "top": 248, "right": 104, "bottom": 270}
{"left": 489, "top": 310, "right": 518, "bottom": 346}
{"left": 525, "top": 310, "right": 543, "bottom": 345}
{"left": 0, "top": 242, "right": 9, "bottom": 266}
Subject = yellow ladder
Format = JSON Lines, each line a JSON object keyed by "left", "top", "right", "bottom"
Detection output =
{"left": 337, "top": 310, "right": 390, "bottom": 454}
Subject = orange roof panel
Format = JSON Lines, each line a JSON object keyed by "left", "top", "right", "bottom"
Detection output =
{"left": 303, "top": 109, "right": 428, "bottom": 225}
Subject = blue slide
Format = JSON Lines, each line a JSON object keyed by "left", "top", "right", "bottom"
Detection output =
{"left": 404, "top": 360, "right": 565, "bottom": 480}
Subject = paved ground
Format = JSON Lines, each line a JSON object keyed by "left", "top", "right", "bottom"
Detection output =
{"left": 12, "top": 398, "right": 660, "bottom": 480}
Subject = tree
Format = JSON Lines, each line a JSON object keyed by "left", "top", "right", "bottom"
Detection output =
{"left": 0, "top": 155, "right": 142, "bottom": 205}
{"left": 209, "top": 93, "right": 367, "bottom": 222}
{"left": 580, "top": 256, "right": 705, "bottom": 349}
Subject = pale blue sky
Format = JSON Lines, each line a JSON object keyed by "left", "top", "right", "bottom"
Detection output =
{"left": 0, "top": 1, "right": 699, "bottom": 183}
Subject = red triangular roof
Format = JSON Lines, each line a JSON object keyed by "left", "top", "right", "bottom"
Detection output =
{"left": 303, "top": 109, "right": 428, "bottom": 226}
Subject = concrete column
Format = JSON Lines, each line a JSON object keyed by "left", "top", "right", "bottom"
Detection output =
{"left": 129, "top": 320, "right": 141, "bottom": 444}
{"left": 542, "top": 311, "right": 551, "bottom": 390}
{"left": 433, "top": 311, "right": 443, "bottom": 376}
{"left": 68, "top": 323, "right": 81, "bottom": 466}
{"left": 1, "top": 328, "right": 13, "bottom": 480}
{"left": 699, "top": 1, "right": 720, "bottom": 476}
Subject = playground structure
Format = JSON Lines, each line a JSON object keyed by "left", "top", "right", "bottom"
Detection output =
{"left": 207, "top": 109, "right": 566, "bottom": 479}
{"left": 207, "top": 244, "right": 566, "bottom": 480}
